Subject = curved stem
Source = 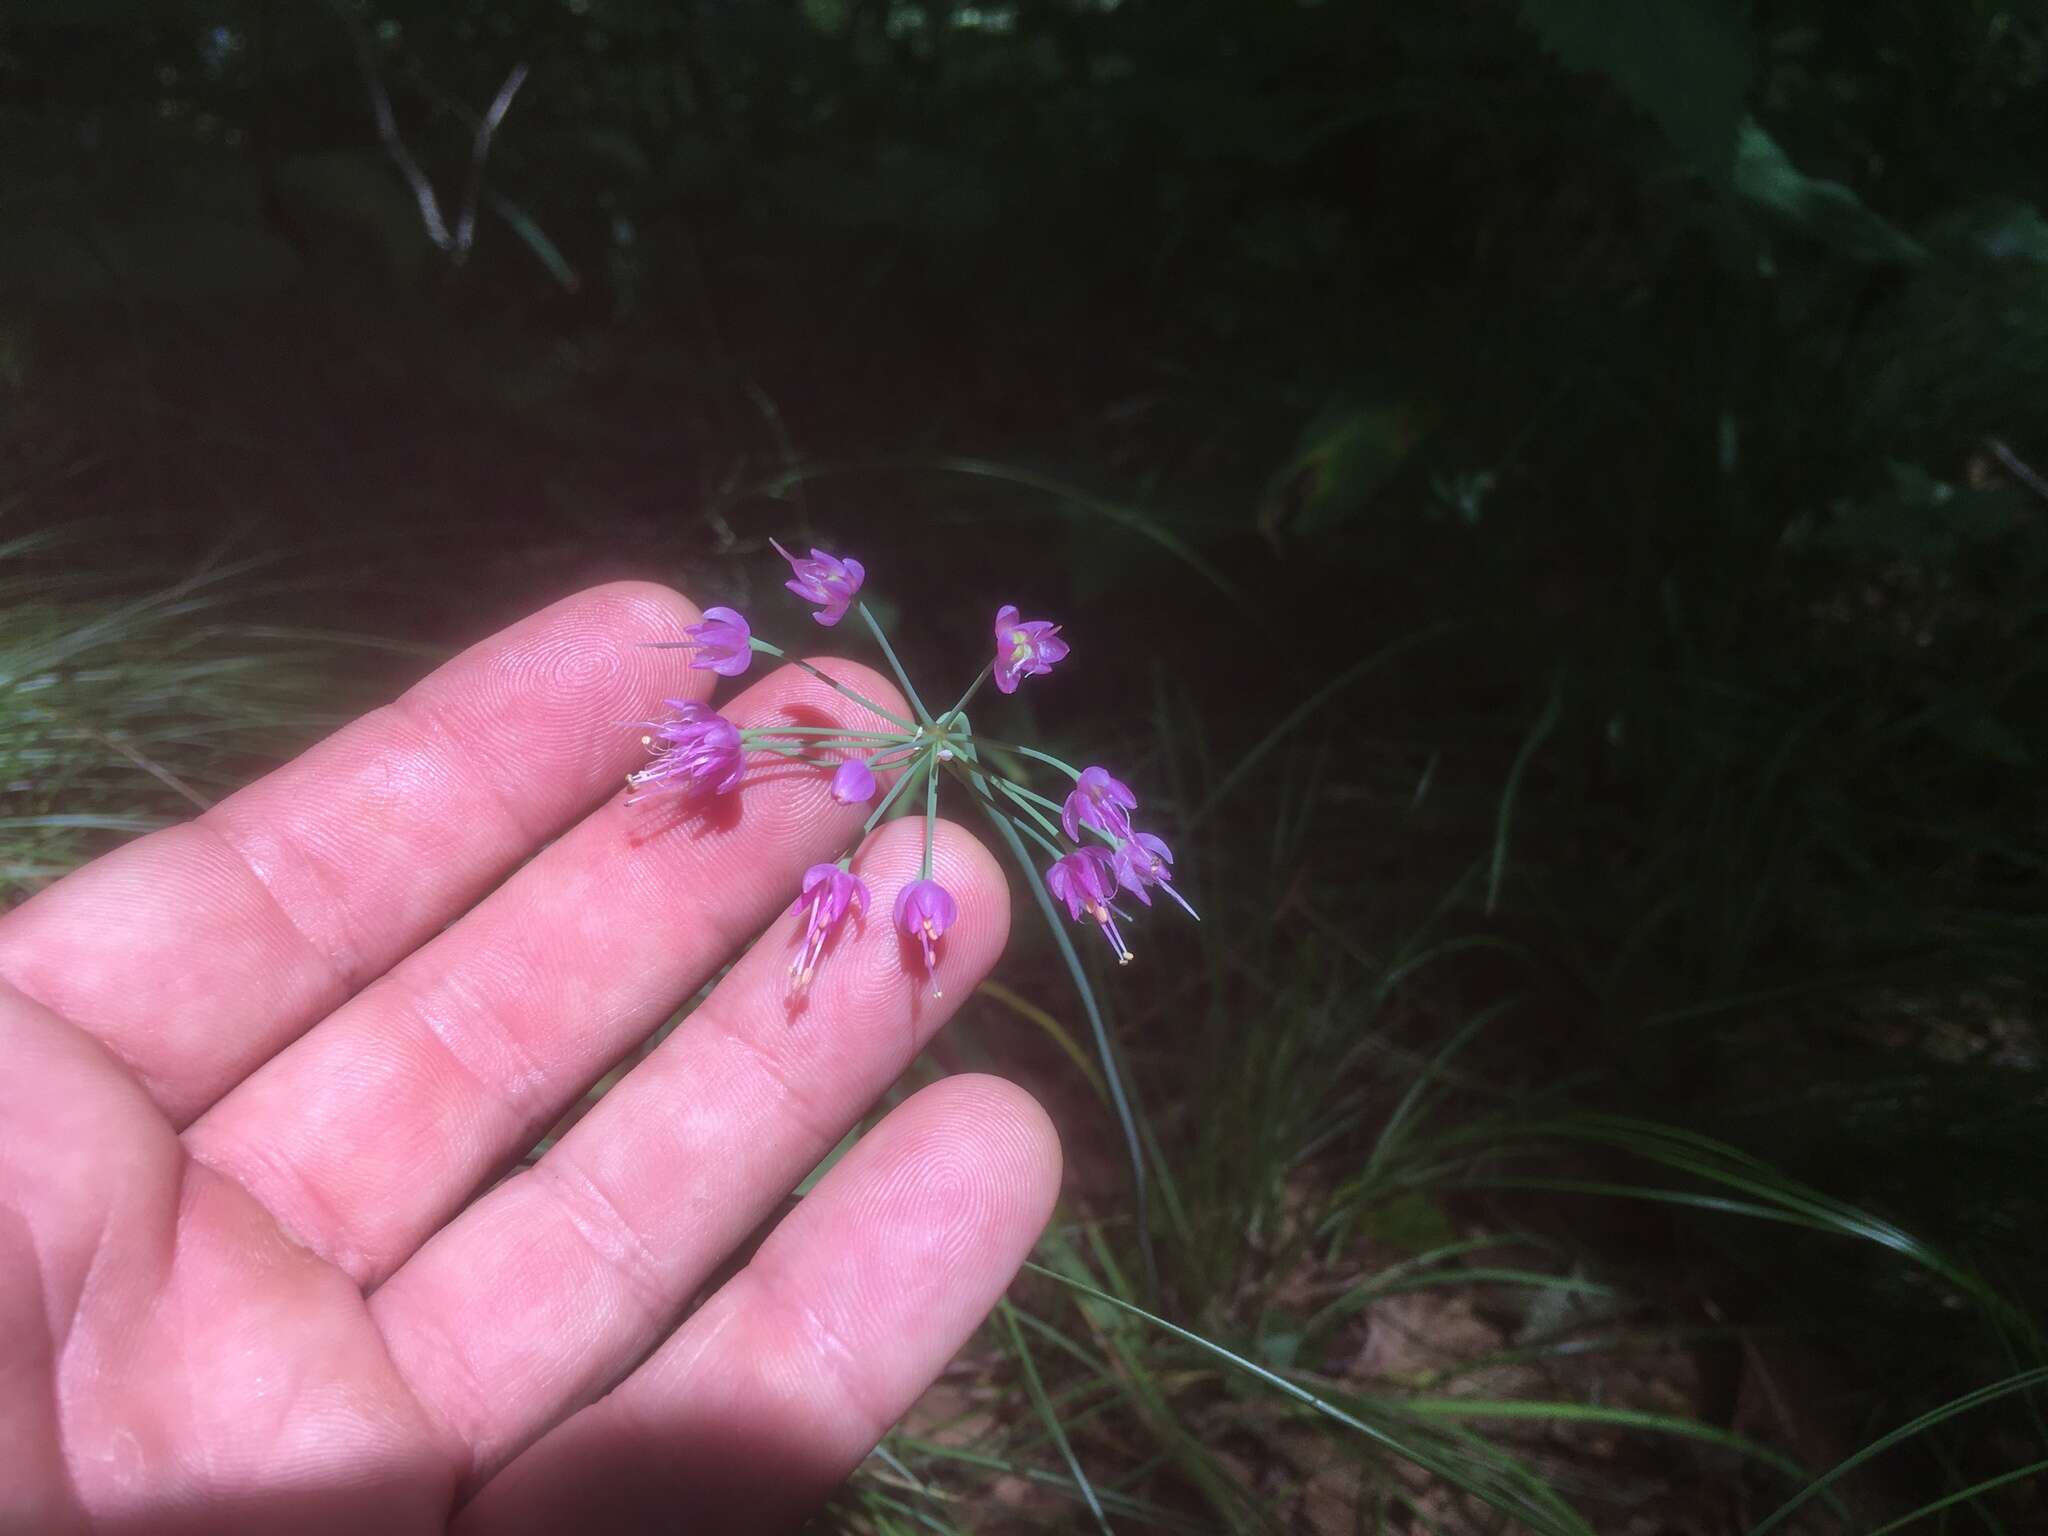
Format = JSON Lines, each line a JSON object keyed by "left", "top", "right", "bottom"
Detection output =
{"left": 961, "top": 741, "right": 1158, "bottom": 1303}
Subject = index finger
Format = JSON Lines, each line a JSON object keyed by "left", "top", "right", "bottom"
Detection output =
{"left": 0, "top": 581, "right": 709, "bottom": 1124}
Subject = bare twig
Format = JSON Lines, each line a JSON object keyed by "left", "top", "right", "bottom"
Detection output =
{"left": 1986, "top": 438, "right": 2048, "bottom": 505}
{"left": 453, "top": 63, "right": 529, "bottom": 258}
{"left": 335, "top": 7, "right": 451, "bottom": 250}
{"left": 329, "top": 2, "right": 527, "bottom": 267}
{"left": 33, "top": 702, "right": 213, "bottom": 813}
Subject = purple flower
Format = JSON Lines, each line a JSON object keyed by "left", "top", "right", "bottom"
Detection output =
{"left": 788, "top": 863, "right": 870, "bottom": 996}
{"left": 1046, "top": 846, "right": 1132, "bottom": 964}
{"left": 1114, "top": 831, "right": 1198, "bottom": 920}
{"left": 893, "top": 878, "right": 959, "bottom": 988}
{"left": 682, "top": 606, "right": 753, "bottom": 677}
{"left": 771, "top": 538, "right": 865, "bottom": 627}
{"left": 1061, "top": 765, "right": 1138, "bottom": 842}
{"left": 993, "top": 605, "right": 1069, "bottom": 694}
{"left": 831, "top": 756, "right": 878, "bottom": 804}
{"left": 625, "top": 700, "right": 745, "bottom": 800}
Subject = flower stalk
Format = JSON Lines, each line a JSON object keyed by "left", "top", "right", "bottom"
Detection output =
{"left": 624, "top": 539, "right": 1188, "bottom": 1297}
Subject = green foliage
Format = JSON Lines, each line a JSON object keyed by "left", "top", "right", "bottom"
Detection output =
{"left": 0, "top": 536, "right": 403, "bottom": 901}
{"left": 1732, "top": 118, "right": 1928, "bottom": 265}
{"left": 1518, "top": 0, "right": 1754, "bottom": 172}
{"left": 9, "top": 0, "right": 2048, "bottom": 1527}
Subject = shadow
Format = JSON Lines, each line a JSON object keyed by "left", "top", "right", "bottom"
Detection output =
{"left": 73, "top": 1400, "right": 862, "bottom": 1534}
{"left": 894, "top": 926, "right": 940, "bottom": 1020}
{"left": 619, "top": 782, "right": 742, "bottom": 846}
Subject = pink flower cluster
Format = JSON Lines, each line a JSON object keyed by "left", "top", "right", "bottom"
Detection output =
{"left": 1046, "top": 768, "right": 1195, "bottom": 964}
{"left": 629, "top": 536, "right": 1190, "bottom": 998}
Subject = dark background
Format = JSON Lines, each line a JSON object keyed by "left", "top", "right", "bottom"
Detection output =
{"left": 5, "top": 1, "right": 2046, "bottom": 1530}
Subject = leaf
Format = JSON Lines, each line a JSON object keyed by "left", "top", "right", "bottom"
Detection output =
{"left": 1517, "top": 0, "right": 1753, "bottom": 173}
{"left": 274, "top": 150, "right": 437, "bottom": 286}
{"left": 1260, "top": 394, "right": 1435, "bottom": 540}
{"left": 489, "top": 195, "right": 582, "bottom": 293}
{"left": 1926, "top": 197, "right": 2048, "bottom": 265}
{"left": 1352, "top": 1191, "right": 1459, "bottom": 1254}
{"left": 1732, "top": 119, "right": 1928, "bottom": 266}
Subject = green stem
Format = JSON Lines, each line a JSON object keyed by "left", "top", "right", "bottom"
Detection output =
{"left": 995, "top": 776, "right": 1066, "bottom": 815}
{"left": 858, "top": 602, "right": 934, "bottom": 725}
{"left": 993, "top": 776, "right": 1068, "bottom": 848}
{"left": 942, "top": 759, "right": 1064, "bottom": 859}
{"left": 796, "top": 658, "right": 918, "bottom": 729}
{"left": 957, "top": 739, "right": 1158, "bottom": 1302}
{"left": 862, "top": 751, "right": 930, "bottom": 837}
{"left": 738, "top": 725, "right": 904, "bottom": 739}
{"left": 921, "top": 749, "right": 938, "bottom": 877}
{"left": 741, "top": 736, "right": 903, "bottom": 759}
{"left": 972, "top": 738, "right": 1085, "bottom": 781}
{"left": 940, "top": 661, "right": 993, "bottom": 727}
{"left": 735, "top": 637, "right": 918, "bottom": 729}
{"left": 1005, "top": 809, "right": 1069, "bottom": 864}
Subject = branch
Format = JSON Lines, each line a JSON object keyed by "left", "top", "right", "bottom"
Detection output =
{"left": 454, "top": 63, "right": 529, "bottom": 259}
{"left": 332, "top": 4, "right": 452, "bottom": 251}
{"left": 329, "top": 3, "right": 529, "bottom": 268}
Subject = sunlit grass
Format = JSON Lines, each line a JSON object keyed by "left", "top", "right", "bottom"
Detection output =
{"left": 0, "top": 531, "right": 416, "bottom": 901}
{"left": 11, "top": 533, "right": 2042, "bottom": 1533}
{"left": 827, "top": 622, "right": 2048, "bottom": 1533}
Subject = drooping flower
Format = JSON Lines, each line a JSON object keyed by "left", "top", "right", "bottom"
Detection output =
{"left": 626, "top": 700, "right": 745, "bottom": 799}
{"left": 1060, "top": 765, "right": 1138, "bottom": 842}
{"left": 992, "top": 605, "right": 1069, "bottom": 694}
{"left": 681, "top": 606, "right": 753, "bottom": 677}
{"left": 831, "top": 756, "right": 878, "bottom": 804}
{"left": 1046, "top": 846, "right": 1132, "bottom": 963}
{"left": 771, "top": 538, "right": 865, "bottom": 627}
{"left": 788, "top": 863, "right": 870, "bottom": 996}
{"left": 893, "top": 878, "right": 959, "bottom": 988}
{"left": 1113, "top": 831, "right": 1198, "bottom": 920}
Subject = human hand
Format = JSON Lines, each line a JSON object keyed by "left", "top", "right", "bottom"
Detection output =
{"left": 0, "top": 583, "right": 1059, "bottom": 1535}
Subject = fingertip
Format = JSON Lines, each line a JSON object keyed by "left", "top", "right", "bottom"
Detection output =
{"left": 585, "top": 579, "right": 706, "bottom": 636}
{"left": 421, "top": 580, "right": 716, "bottom": 764}
{"left": 923, "top": 1072, "right": 1063, "bottom": 1231}
{"left": 761, "top": 1073, "right": 1060, "bottom": 1351}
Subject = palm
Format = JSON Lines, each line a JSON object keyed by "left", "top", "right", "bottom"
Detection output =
{"left": 0, "top": 584, "right": 1057, "bottom": 1536}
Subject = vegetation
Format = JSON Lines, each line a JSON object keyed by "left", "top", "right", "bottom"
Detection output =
{"left": 6, "top": 0, "right": 2046, "bottom": 1529}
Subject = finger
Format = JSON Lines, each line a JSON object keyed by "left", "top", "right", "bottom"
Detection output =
{"left": 0, "top": 582, "right": 708, "bottom": 1124}
{"left": 184, "top": 660, "right": 915, "bottom": 1287}
{"left": 459, "top": 1074, "right": 1060, "bottom": 1536}
{"left": 368, "top": 818, "right": 1010, "bottom": 1488}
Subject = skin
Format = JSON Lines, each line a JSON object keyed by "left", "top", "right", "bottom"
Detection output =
{"left": 0, "top": 582, "right": 1061, "bottom": 1534}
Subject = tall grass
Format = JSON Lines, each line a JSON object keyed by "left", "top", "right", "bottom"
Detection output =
{"left": 0, "top": 530, "right": 403, "bottom": 900}
{"left": 823, "top": 613, "right": 2046, "bottom": 1533}
{"left": 9, "top": 536, "right": 2041, "bottom": 1533}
